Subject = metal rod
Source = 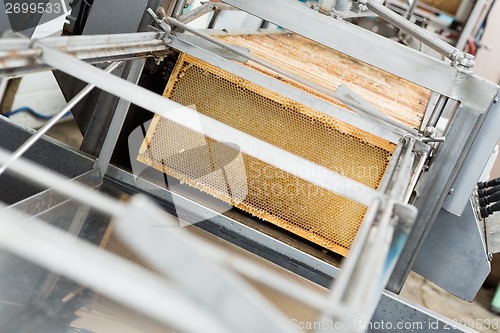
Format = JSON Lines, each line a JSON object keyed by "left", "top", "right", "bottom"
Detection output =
{"left": 178, "top": 2, "right": 233, "bottom": 24}
{"left": 179, "top": 2, "right": 215, "bottom": 23}
{"left": 404, "top": 0, "right": 419, "bottom": 19}
{"left": 95, "top": 59, "right": 146, "bottom": 177}
{"left": 378, "top": 140, "right": 405, "bottom": 193}
{"left": 0, "top": 62, "right": 121, "bottom": 177}
{"left": 161, "top": 106, "right": 383, "bottom": 207}
{"left": 366, "top": 0, "right": 461, "bottom": 60}
{"left": 169, "top": 35, "right": 403, "bottom": 143}
{"left": 166, "top": 17, "right": 414, "bottom": 135}
{"left": 0, "top": 32, "right": 167, "bottom": 77}
{"left": 404, "top": 150, "right": 429, "bottom": 203}
{"left": 208, "top": 9, "right": 222, "bottom": 29}
{"left": 427, "top": 95, "right": 449, "bottom": 128}
{"left": 172, "top": 0, "right": 188, "bottom": 18}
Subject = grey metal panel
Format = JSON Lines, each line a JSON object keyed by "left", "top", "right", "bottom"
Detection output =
{"left": 0, "top": 117, "right": 93, "bottom": 204}
{"left": 413, "top": 201, "right": 490, "bottom": 301}
{"left": 83, "top": 0, "right": 149, "bottom": 35}
{"left": 443, "top": 99, "right": 500, "bottom": 216}
{"left": 372, "top": 292, "right": 475, "bottom": 333}
{"left": 388, "top": 105, "right": 486, "bottom": 293}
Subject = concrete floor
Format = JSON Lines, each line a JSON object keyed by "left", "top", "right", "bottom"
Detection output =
{"left": 402, "top": 272, "right": 500, "bottom": 333}
{"left": 44, "top": 119, "right": 500, "bottom": 333}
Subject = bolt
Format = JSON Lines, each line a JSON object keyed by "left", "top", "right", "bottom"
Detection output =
{"left": 424, "top": 125, "right": 435, "bottom": 137}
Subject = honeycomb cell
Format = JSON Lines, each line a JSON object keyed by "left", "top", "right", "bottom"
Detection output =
{"left": 139, "top": 49, "right": 397, "bottom": 256}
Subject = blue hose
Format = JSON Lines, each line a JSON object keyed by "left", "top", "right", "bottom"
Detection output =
{"left": 3, "top": 107, "right": 71, "bottom": 120}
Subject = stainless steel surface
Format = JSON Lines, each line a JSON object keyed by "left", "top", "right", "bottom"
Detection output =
{"left": 388, "top": 105, "right": 487, "bottom": 293}
{"left": 0, "top": 62, "right": 121, "bottom": 177}
{"left": 0, "top": 118, "right": 476, "bottom": 332}
{"left": 1, "top": 1, "right": 498, "bottom": 330}
{"left": 0, "top": 205, "right": 230, "bottom": 333}
{"left": 427, "top": 95, "right": 449, "bottom": 128}
{"left": 95, "top": 59, "right": 146, "bottom": 176}
{"left": 0, "top": 32, "right": 168, "bottom": 76}
{"left": 40, "top": 43, "right": 386, "bottom": 207}
{"left": 413, "top": 201, "right": 490, "bottom": 301}
{"left": 0, "top": 146, "right": 122, "bottom": 216}
{"left": 316, "top": 138, "right": 417, "bottom": 333}
{"left": 443, "top": 98, "right": 500, "bottom": 216}
{"left": 486, "top": 213, "right": 500, "bottom": 254}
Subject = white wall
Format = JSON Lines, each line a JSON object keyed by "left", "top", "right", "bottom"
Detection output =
{"left": 474, "top": 1, "right": 500, "bottom": 178}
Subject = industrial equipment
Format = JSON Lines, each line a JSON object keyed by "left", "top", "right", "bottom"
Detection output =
{"left": 0, "top": 0, "right": 499, "bottom": 332}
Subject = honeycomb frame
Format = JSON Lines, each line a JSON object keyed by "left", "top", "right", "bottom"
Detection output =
{"left": 138, "top": 49, "right": 399, "bottom": 256}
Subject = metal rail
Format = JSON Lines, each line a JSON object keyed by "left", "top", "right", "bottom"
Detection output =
{"left": 365, "top": 0, "right": 473, "bottom": 67}
{"left": 0, "top": 32, "right": 168, "bottom": 76}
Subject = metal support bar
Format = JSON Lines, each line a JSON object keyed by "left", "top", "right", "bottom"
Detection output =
{"left": 178, "top": 2, "right": 234, "bottom": 24}
{"left": 219, "top": 0, "right": 498, "bottom": 111}
{"left": 365, "top": 0, "right": 469, "bottom": 65}
{"left": 388, "top": 105, "right": 486, "bottom": 293}
{"left": 316, "top": 139, "right": 417, "bottom": 333}
{"left": 0, "top": 207, "right": 231, "bottom": 333}
{"left": 95, "top": 59, "right": 146, "bottom": 176}
{"left": 427, "top": 95, "right": 449, "bottom": 128}
{"left": 0, "top": 32, "right": 168, "bottom": 76}
{"left": 335, "top": 85, "right": 418, "bottom": 134}
{"left": 165, "top": 17, "right": 416, "bottom": 135}
{"left": 0, "top": 61, "right": 121, "bottom": 177}
{"left": 116, "top": 196, "right": 300, "bottom": 333}
{"left": 172, "top": 0, "right": 188, "bottom": 18}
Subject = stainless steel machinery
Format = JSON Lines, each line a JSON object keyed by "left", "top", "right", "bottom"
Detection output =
{"left": 0, "top": 0, "right": 499, "bottom": 332}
